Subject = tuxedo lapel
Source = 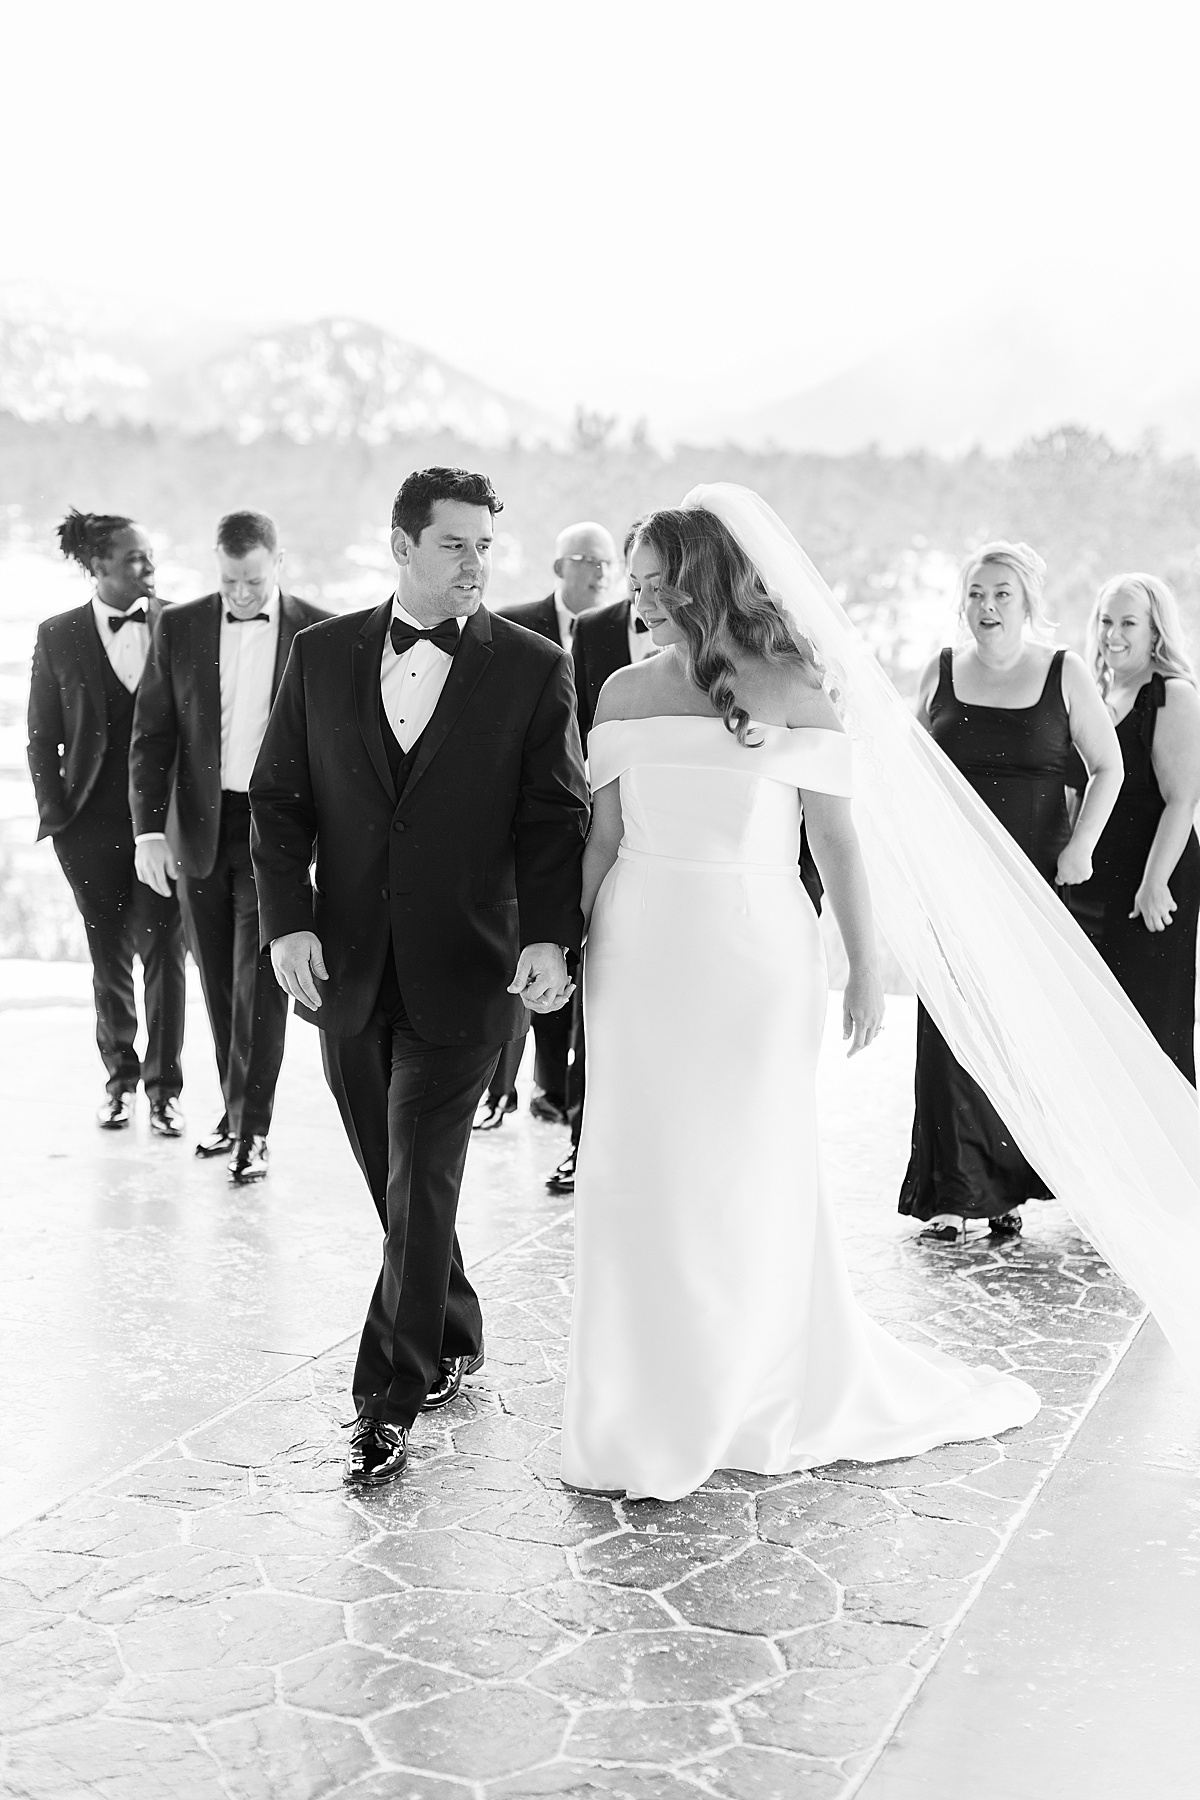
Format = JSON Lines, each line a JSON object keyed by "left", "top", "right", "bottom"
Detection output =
{"left": 74, "top": 603, "right": 108, "bottom": 723}
{"left": 353, "top": 599, "right": 397, "bottom": 804}
{"left": 605, "top": 599, "right": 633, "bottom": 671}
{"left": 399, "top": 605, "right": 494, "bottom": 806}
{"left": 192, "top": 595, "right": 223, "bottom": 765}
{"left": 273, "top": 594, "right": 302, "bottom": 699}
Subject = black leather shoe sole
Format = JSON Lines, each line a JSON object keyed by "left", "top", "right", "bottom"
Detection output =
{"left": 420, "top": 1349, "right": 485, "bottom": 1412}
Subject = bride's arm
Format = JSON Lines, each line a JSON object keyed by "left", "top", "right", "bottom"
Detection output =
{"left": 581, "top": 782, "right": 623, "bottom": 930}
{"left": 801, "top": 790, "right": 886, "bottom": 1056}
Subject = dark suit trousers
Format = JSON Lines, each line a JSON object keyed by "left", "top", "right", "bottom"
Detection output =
{"left": 74, "top": 879, "right": 186, "bottom": 1100}
{"left": 487, "top": 1006, "right": 572, "bottom": 1103}
{"left": 321, "top": 955, "right": 501, "bottom": 1428}
{"left": 177, "top": 792, "right": 288, "bottom": 1138}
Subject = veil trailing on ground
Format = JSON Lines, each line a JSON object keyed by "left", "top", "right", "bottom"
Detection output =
{"left": 683, "top": 482, "right": 1200, "bottom": 1385}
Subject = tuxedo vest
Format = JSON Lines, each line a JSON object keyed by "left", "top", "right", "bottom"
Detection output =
{"left": 378, "top": 696, "right": 424, "bottom": 797}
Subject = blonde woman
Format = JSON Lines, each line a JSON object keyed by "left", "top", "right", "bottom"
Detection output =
{"left": 1066, "top": 575, "right": 1200, "bottom": 1081}
{"left": 899, "top": 542, "right": 1122, "bottom": 1240}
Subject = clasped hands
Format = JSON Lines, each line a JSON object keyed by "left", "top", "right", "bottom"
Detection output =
{"left": 269, "top": 932, "right": 574, "bottom": 1014}
{"left": 507, "top": 943, "right": 575, "bottom": 1013}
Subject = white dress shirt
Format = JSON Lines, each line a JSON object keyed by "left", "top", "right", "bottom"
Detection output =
{"left": 91, "top": 595, "right": 150, "bottom": 693}
{"left": 220, "top": 589, "right": 280, "bottom": 791}
{"left": 380, "top": 598, "right": 464, "bottom": 753}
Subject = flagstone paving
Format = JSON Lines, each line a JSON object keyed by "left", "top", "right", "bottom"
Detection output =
{"left": 0, "top": 1192, "right": 1143, "bottom": 1800}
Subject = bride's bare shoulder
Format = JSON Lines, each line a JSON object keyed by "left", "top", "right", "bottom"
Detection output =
{"left": 764, "top": 659, "right": 843, "bottom": 732}
{"left": 594, "top": 658, "right": 673, "bottom": 726}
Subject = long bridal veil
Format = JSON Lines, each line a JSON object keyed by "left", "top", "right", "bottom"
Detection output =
{"left": 683, "top": 482, "right": 1200, "bottom": 1385}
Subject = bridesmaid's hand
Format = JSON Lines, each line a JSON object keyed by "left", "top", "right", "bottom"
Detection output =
{"left": 1055, "top": 839, "right": 1093, "bottom": 887}
{"left": 1130, "top": 878, "right": 1176, "bottom": 932}
{"left": 843, "top": 965, "right": 885, "bottom": 1057}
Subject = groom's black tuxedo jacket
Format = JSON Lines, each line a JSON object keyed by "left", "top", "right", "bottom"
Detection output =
{"left": 249, "top": 599, "right": 590, "bottom": 1045}
{"left": 27, "top": 599, "right": 166, "bottom": 839}
{"left": 129, "top": 591, "right": 327, "bottom": 877}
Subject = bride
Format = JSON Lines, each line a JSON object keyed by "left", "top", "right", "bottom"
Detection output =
{"left": 561, "top": 499, "right": 1040, "bottom": 1502}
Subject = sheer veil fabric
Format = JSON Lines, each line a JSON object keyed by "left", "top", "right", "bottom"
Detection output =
{"left": 683, "top": 484, "right": 1200, "bottom": 1384}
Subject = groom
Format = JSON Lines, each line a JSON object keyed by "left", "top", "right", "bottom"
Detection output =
{"left": 250, "top": 467, "right": 589, "bottom": 1486}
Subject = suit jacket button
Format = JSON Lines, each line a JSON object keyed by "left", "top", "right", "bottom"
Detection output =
{"left": 381, "top": 886, "right": 389, "bottom": 899}
{"left": 394, "top": 820, "right": 405, "bottom": 832}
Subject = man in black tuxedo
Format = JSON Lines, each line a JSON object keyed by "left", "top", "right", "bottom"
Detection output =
{"left": 250, "top": 467, "right": 588, "bottom": 1488}
{"left": 130, "top": 511, "right": 326, "bottom": 1183}
{"left": 27, "top": 510, "right": 186, "bottom": 1133}
{"left": 480, "top": 520, "right": 618, "bottom": 1129}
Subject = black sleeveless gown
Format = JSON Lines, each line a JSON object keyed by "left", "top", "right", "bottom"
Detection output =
{"left": 899, "top": 649, "right": 1073, "bottom": 1221}
{"left": 1066, "top": 675, "right": 1199, "bottom": 1084}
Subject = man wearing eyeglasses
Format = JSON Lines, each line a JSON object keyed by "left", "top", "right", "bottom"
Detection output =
{"left": 498, "top": 521, "right": 618, "bottom": 655}
{"left": 479, "top": 521, "right": 617, "bottom": 1128}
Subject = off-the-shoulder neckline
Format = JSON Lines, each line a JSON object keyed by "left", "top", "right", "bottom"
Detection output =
{"left": 590, "top": 716, "right": 844, "bottom": 737}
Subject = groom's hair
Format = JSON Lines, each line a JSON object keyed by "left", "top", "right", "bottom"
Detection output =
{"left": 391, "top": 467, "right": 503, "bottom": 540}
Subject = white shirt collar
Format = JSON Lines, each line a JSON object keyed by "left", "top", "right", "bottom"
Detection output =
{"left": 554, "top": 593, "right": 576, "bottom": 640}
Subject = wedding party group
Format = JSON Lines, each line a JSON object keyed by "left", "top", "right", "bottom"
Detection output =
{"left": 26, "top": 466, "right": 1200, "bottom": 1501}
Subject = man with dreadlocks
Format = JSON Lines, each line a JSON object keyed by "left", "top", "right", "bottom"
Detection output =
{"left": 27, "top": 509, "right": 187, "bottom": 1133}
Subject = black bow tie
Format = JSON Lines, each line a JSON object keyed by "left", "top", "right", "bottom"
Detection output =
{"left": 634, "top": 616, "right": 650, "bottom": 635}
{"left": 390, "top": 617, "right": 460, "bottom": 657}
{"left": 108, "top": 608, "right": 147, "bottom": 632}
{"left": 226, "top": 611, "right": 271, "bottom": 624}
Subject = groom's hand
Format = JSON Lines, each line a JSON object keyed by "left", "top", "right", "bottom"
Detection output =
{"left": 271, "top": 930, "right": 328, "bottom": 1009}
{"left": 509, "top": 943, "right": 574, "bottom": 1013}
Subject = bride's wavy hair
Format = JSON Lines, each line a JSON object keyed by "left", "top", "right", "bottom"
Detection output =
{"left": 635, "top": 507, "right": 818, "bottom": 744}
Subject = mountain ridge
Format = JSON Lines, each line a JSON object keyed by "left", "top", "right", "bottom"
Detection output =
{"left": 0, "top": 283, "right": 564, "bottom": 449}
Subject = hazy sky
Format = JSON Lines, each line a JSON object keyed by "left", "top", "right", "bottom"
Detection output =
{"left": 4, "top": 0, "right": 1198, "bottom": 428}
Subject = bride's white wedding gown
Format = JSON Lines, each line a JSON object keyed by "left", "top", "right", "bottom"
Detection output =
{"left": 561, "top": 716, "right": 1040, "bottom": 1502}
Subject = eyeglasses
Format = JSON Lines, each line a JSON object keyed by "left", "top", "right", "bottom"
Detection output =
{"left": 562, "top": 555, "right": 613, "bottom": 573}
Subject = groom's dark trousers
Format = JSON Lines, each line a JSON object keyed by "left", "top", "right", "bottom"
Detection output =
{"left": 250, "top": 600, "right": 589, "bottom": 1429}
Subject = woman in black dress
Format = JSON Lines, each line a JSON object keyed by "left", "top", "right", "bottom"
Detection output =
{"left": 899, "top": 543, "right": 1123, "bottom": 1240}
{"left": 1066, "top": 574, "right": 1200, "bottom": 1082}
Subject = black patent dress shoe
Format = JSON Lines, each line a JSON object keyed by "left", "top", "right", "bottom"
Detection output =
{"left": 420, "top": 1348, "right": 485, "bottom": 1412}
{"left": 148, "top": 1097, "right": 185, "bottom": 1138}
{"left": 918, "top": 1218, "right": 965, "bottom": 1244}
{"left": 529, "top": 1089, "right": 569, "bottom": 1125}
{"left": 195, "top": 1116, "right": 234, "bottom": 1158}
{"left": 545, "top": 1146, "right": 577, "bottom": 1194}
{"left": 473, "top": 1091, "right": 517, "bottom": 1131}
{"left": 988, "top": 1210, "right": 1024, "bottom": 1238}
{"left": 344, "top": 1417, "right": 409, "bottom": 1486}
{"left": 97, "top": 1090, "right": 135, "bottom": 1130}
{"left": 228, "top": 1134, "right": 269, "bottom": 1184}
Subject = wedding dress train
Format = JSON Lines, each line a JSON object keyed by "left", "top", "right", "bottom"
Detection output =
{"left": 561, "top": 717, "right": 1039, "bottom": 1501}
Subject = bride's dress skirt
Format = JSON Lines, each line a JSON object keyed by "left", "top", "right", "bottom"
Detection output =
{"left": 561, "top": 719, "right": 1039, "bottom": 1502}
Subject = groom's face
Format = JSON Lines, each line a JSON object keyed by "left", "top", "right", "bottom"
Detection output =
{"left": 392, "top": 500, "right": 494, "bottom": 623}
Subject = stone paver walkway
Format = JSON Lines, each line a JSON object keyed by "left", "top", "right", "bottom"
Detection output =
{"left": 1, "top": 1169, "right": 1143, "bottom": 1799}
